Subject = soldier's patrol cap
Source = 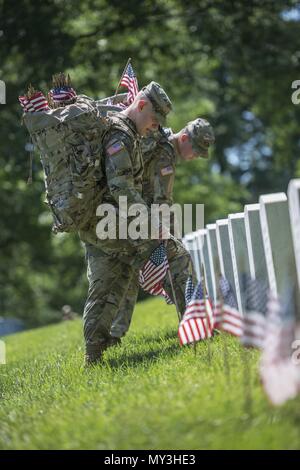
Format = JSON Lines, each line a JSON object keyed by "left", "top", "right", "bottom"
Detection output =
{"left": 142, "top": 81, "right": 172, "bottom": 126}
{"left": 185, "top": 118, "right": 215, "bottom": 158}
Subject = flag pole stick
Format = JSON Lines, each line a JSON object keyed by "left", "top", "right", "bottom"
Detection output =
{"left": 187, "top": 258, "right": 197, "bottom": 354}
{"left": 163, "top": 235, "right": 182, "bottom": 323}
{"left": 201, "top": 265, "right": 212, "bottom": 364}
{"left": 167, "top": 268, "right": 182, "bottom": 323}
{"left": 242, "top": 346, "right": 252, "bottom": 416}
{"left": 216, "top": 270, "right": 231, "bottom": 383}
{"left": 114, "top": 57, "right": 131, "bottom": 97}
{"left": 239, "top": 266, "right": 253, "bottom": 416}
{"left": 221, "top": 301, "right": 230, "bottom": 383}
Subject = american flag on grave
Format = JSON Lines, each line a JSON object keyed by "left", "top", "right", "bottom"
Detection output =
{"left": 241, "top": 276, "right": 268, "bottom": 349}
{"left": 139, "top": 243, "right": 172, "bottom": 304}
{"left": 19, "top": 91, "right": 50, "bottom": 113}
{"left": 120, "top": 62, "right": 139, "bottom": 104}
{"left": 260, "top": 288, "right": 300, "bottom": 406}
{"left": 178, "top": 276, "right": 214, "bottom": 346}
{"left": 213, "top": 276, "right": 243, "bottom": 337}
{"left": 213, "top": 298, "right": 222, "bottom": 327}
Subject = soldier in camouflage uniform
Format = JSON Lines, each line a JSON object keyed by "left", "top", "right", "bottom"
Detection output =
{"left": 110, "top": 118, "right": 215, "bottom": 342}
{"left": 79, "top": 82, "right": 195, "bottom": 365}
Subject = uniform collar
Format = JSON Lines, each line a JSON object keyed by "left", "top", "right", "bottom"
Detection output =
{"left": 115, "top": 112, "right": 139, "bottom": 137}
{"left": 169, "top": 134, "right": 181, "bottom": 164}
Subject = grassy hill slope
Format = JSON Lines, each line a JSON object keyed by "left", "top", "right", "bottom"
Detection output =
{"left": 0, "top": 297, "right": 299, "bottom": 450}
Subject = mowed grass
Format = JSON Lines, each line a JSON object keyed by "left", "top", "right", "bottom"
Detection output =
{"left": 0, "top": 297, "right": 300, "bottom": 450}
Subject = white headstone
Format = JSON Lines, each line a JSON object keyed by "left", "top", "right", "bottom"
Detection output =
{"left": 228, "top": 213, "right": 250, "bottom": 313}
{"left": 183, "top": 232, "right": 202, "bottom": 281}
{"left": 215, "top": 219, "right": 236, "bottom": 298}
{"left": 0, "top": 340, "right": 5, "bottom": 365}
{"left": 260, "top": 192, "right": 300, "bottom": 315}
{"left": 288, "top": 179, "right": 300, "bottom": 297}
{"left": 244, "top": 203, "right": 268, "bottom": 283}
{"left": 207, "top": 224, "right": 219, "bottom": 302}
{"left": 0, "top": 80, "right": 6, "bottom": 105}
{"left": 197, "top": 229, "right": 214, "bottom": 298}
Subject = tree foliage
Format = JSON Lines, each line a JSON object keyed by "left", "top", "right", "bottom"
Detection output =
{"left": 0, "top": 0, "right": 299, "bottom": 325}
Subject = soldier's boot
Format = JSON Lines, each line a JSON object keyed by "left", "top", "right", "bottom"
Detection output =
{"left": 84, "top": 342, "right": 108, "bottom": 367}
{"left": 106, "top": 336, "right": 122, "bottom": 349}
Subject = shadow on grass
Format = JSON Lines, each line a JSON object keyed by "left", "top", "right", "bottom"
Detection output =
{"left": 106, "top": 330, "right": 180, "bottom": 369}
{"left": 106, "top": 342, "right": 181, "bottom": 370}
{"left": 128, "top": 328, "right": 179, "bottom": 345}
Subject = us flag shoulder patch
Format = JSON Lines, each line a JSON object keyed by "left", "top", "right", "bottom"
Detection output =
{"left": 160, "top": 166, "right": 173, "bottom": 176}
{"left": 107, "top": 141, "right": 124, "bottom": 156}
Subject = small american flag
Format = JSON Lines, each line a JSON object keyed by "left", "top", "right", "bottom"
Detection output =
{"left": 48, "top": 86, "right": 77, "bottom": 106}
{"left": 185, "top": 275, "right": 195, "bottom": 305}
{"left": 178, "top": 276, "right": 214, "bottom": 346}
{"left": 19, "top": 91, "right": 49, "bottom": 113}
{"left": 106, "top": 142, "right": 123, "bottom": 156}
{"left": 241, "top": 276, "right": 268, "bottom": 349}
{"left": 139, "top": 243, "right": 172, "bottom": 304}
{"left": 260, "top": 288, "right": 300, "bottom": 406}
{"left": 120, "top": 62, "right": 139, "bottom": 104}
{"left": 214, "top": 276, "right": 243, "bottom": 337}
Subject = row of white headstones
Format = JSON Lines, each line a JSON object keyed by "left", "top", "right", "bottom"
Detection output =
{"left": 183, "top": 178, "right": 300, "bottom": 318}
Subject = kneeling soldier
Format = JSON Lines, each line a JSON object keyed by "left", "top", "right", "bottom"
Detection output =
{"left": 109, "top": 118, "right": 215, "bottom": 344}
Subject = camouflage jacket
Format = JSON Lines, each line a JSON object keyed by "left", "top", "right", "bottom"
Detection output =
{"left": 142, "top": 127, "right": 178, "bottom": 207}
{"left": 79, "top": 113, "right": 160, "bottom": 254}
{"left": 101, "top": 112, "right": 144, "bottom": 207}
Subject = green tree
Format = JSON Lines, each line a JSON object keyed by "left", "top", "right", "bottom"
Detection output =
{"left": 0, "top": 0, "right": 299, "bottom": 325}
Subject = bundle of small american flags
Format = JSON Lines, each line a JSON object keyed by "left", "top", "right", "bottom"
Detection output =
{"left": 19, "top": 87, "right": 50, "bottom": 113}
{"left": 48, "top": 86, "right": 77, "bottom": 107}
{"left": 139, "top": 243, "right": 172, "bottom": 304}
{"left": 48, "top": 72, "right": 77, "bottom": 108}
{"left": 120, "top": 62, "right": 139, "bottom": 105}
{"left": 178, "top": 276, "right": 214, "bottom": 346}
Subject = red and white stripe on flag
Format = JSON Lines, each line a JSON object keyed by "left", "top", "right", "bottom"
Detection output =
{"left": 49, "top": 87, "right": 77, "bottom": 103}
{"left": 19, "top": 91, "right": 49, "bottom": 113}
{"left": 19, "top": 96, "right": 34, "bottom": 113}
{"left": 139, "top": 244, "right": 172, "bottom": 304}
{"left": 139, "top": 258, "right": 168, "bottom": 292}
{"left": 120, "top": 63, "right": 139, "bottom": 104}
{"left": 222, "top": 304, "right": 243, "bottom": 336}
{"left": 241, "top": 311, "right": 266, "bottom": 349}
{"left": 213, "top": 301, "right": 222, "bottom": 328}
{"left": 146, "top": 282, "right": 172, "bottom": 304}
{"left": 213, "top": 301, "right": 242, "bottom": 337}
{"left": 178, "top": 299, "right": 214, "bottom": 345}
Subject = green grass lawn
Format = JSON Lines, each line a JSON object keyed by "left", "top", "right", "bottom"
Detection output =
{"left": 0, "top": 297, "right": 300, "bottom": 450}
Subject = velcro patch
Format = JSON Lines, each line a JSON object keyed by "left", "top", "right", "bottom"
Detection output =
{"left": 160, "top": 166, "right": 173, "bottom": 176}
{"left": 107, "top": 142, "right": 124, "bottom": 156}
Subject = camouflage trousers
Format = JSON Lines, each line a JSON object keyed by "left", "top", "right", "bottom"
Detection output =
{"left": 109, "top": 238, "right": 195, "bottom": 338}
{"left": 83, "top": 237, "right": 194, "bottom": 353}
{"left": 83, "top": 244, "right": 138, "bottom": 352}
{"left": 109, "top": 272, "right": 139, "bottom": 339}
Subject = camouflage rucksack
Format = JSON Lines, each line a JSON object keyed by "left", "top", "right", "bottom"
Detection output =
{"left": 23, "top": 94, "right": 123, "bottom": 234}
